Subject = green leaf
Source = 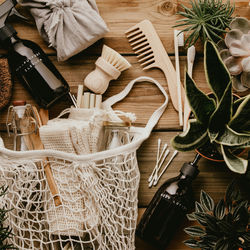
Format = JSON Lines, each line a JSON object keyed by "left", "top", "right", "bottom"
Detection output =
{"left": 200, "top": 190, "right": 214, "bottom": 211}
{"left": 214, "top": 199, "right": 226, "bottom": 220}
{"left": 185, "top": 72, "right": 216, "bottom": 124}
{"left": 184, "top": 226, "right": 206, "bottom": 237}
{"left": 204, "top": 40, "right": 231, "bottom": 102}
{"left": 193, "top": 212, "right": 207, "bottom": 226}
{"left": 229, "top": 95, "right": 250, "bottom": 134}
{"left": 215, "top": 125, "right": 250, "bottom": 146}
{"left": 217, "top": 221, "right": 233, "bottom": 235}
{"left": 221, "top": 145, "right": 248, "bottom": 174}
{"left": 205, "top": 214, "right": 219, "bottom": 232}
{"left": 215, "top": 238, "right": 229, "bottom": 250}
{"left": 208, "top": 82, "right": 232, "bottom": 141}
{"left": 195, "top": 201, "right": 205, "bottom": 213}
{"left": 183, "top": 239, "right": 199, "bottom": 248}
{"left": 187, "top": 213, "right": 197, "bottom": 221}
{"left": 171, "top": 119, "right": 209, "bottom": 151}
{"left": 233, "top": 96, "right": 247, "bottom": 115}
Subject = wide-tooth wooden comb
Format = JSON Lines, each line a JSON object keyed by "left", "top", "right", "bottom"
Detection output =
{"left": 125, "top": 20, "right": 184, "bottom": 111}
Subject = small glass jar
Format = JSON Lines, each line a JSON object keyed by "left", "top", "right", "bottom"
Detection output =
{"left": 103, "top": 121, "right": 130, "bottom": 151}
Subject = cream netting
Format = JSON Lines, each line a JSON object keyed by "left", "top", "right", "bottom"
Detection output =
{"left": 0, "top": 76, "right": 169, "bottom": 250}
{"left": 0, "top": 149, "right": 140, "bottom": 249}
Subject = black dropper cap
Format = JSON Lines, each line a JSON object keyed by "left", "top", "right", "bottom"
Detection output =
{"left": 180, "top": 153, "right": 201, "bottom": 178}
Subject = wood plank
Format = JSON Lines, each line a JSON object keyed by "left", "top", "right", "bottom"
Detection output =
{"left": 0, "top": 55, "right": 212, "bottom": 130}
{"left": 5, "top": 1, "right": 248, "bottom": 55}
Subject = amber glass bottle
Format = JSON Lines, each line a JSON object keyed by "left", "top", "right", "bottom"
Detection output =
{"left": 0, "top": 24, "right": 69, "bottom": 108}
{"left": 136, "top": 154, "right": 201, "bottom": 249}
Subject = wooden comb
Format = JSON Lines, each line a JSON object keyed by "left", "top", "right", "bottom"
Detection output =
{"left": 125, "top": 20, "right": 184, "bottom": 111}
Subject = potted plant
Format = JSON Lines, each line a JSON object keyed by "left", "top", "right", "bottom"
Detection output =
{"left": 171, "top": 40, "right": 250, "bottom": 174}
{"left": 183, "top": 180, "right": 250, "bottom": 249}
{"left": 0, "top": 186, "right": 15, "bottom": 249}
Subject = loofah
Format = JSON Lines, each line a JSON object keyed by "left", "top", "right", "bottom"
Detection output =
{"left": 0, "top": 58, "right": 12, "bottom": 110}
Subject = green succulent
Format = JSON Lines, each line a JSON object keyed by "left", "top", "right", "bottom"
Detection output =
{"left": 171, "top": 40, "right": 250, "bottom": 174}
{"left": 174, "top": 0, "right": 234, "bottom": 47}
{"left": 0, "top": 186, "right": 15, "bottom": 249}
{"left": 184, "top": 181, "right": 250, "bottom": 249}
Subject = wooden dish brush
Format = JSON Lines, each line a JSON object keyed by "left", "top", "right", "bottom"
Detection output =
{"left": 84, "top": 45, "right": 131, "bottom": 94}
{"left": 0, "top": 57, "right": 12, "bottom": 110}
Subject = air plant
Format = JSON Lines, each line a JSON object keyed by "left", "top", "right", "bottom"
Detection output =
{"left": 171, "top": 40, "right": 250, "bottom": 174}
{"left": 175, "top": 0, "right": 235, "bottom": 47}
{"left": 184, "top": 181, "right": 250, "bottom": 249}
{"left": 218, "top": 17, "right": 250, "bottom": 92}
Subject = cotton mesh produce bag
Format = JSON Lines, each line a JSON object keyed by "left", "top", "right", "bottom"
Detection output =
{"left": 19, "top": 0, "right": 109, "bottom": 61}
{"left": 0, "top": 76, "right": 169, "bottom": 249}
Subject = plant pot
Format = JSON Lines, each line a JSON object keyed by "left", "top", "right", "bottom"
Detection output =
{"left": 188, "top": 93, "right": 240, "bottom": 162}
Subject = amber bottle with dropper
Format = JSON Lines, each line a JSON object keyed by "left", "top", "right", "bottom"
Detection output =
{"left": 136, "top": 153, "right": 201, "bottom": 249}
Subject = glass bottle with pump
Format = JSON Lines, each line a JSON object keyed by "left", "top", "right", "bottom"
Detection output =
{"left": 136, "top": 154, "right": 201, "bottom": 249}
{"left": 0, "top": 24, "right": 70, "bottom": 108}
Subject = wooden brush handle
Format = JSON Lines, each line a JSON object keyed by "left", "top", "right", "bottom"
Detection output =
{"left": 160, "top": 55, "right": 185, "bottom": 112}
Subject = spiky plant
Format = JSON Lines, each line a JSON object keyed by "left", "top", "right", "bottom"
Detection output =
{"left": 184, "top": 181, "right": 250, "bottom": 249}
{"left": 171, "top": 40, "right": 250, "bottom": 174}
{"left": 0, "top": 186, "right": 15, "bottom": 249}
{"left": 174, "top": 0, "right": 235, "bottom": 47}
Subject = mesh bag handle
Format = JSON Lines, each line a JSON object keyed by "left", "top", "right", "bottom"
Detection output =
{"left": 102, "top": 76, "right": 169, "bottom": 134}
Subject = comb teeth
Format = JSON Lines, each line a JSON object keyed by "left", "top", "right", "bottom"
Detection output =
{"left": 126, "top": 24, "right": 155, "bottom": 70}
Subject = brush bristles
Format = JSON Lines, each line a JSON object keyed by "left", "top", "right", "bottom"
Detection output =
{"left": 101, "top": 45, "right": 131, "bottom": 72}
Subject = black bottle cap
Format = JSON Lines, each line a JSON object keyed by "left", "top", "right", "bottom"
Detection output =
{"left": 0, "top": 24, "right": 16, "bottom": 43}
{"left": 180, "top": 162, "right": 199, "bottom": 179}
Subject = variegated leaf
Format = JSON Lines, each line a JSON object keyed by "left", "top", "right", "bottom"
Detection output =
{"left": 204, "top": 40, "right": 231, "bottom": 102}
{"left": 171, "top": 119, "right": 208, "bottom": 151}
{"left": 221, "top": 145, "right": 248, "bottom": 174}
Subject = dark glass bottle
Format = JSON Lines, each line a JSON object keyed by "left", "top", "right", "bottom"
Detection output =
{"left": 136, "top": 154, "right": 201, "bottom": 249}
{"left": 0, "top": 24, "right": 69, "bottom": 108}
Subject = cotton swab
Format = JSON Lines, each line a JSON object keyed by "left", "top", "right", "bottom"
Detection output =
{"left": 150, "top": 149, "right": 170, "bottom": 187}
{"left": 153, "top": 150, "right": 178, "bottom": 186}
{"left": 148, "top": 142, "right": 167, "bottom": 183}
{"left": 174, "top": 30, "right": 184, "bottom": 126}
{"left": 68, "top": 92, "right": 77, "bottom": 108}
{"left": 183, "top": 45, "right": 196, "bottom": 131}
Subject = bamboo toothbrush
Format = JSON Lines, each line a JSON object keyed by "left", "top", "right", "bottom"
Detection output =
{"left": 183, "top": 45, "right": 196, "bottom": 131}
{"left": 125, "top": 20, "right": 185, "bottom": 111}
{"left": 174, "top": 30, "right": 184, "bottom": 126}
{"left": 84, "top": 45, "right": 131, "bottom": 94}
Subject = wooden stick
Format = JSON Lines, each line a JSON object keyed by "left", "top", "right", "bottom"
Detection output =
{"left": 33, "top": 107, "right": 62, "bottom": 206}
{"left": 174, "top": 30, "right": 183, "bottom": 126}
{"left": 76, "top": 85, "right": 83, "bottom": 108}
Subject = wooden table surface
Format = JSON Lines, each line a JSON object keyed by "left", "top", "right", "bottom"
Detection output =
{"left": 0, "top": 1, "right": 250, "bottom": 249}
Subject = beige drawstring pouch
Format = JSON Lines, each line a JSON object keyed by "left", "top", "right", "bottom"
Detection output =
{"left": 19, "top": 0, "right": 109, "bottom": 61}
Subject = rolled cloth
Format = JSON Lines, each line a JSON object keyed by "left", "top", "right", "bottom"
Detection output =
{"left": 19, "top": 0, "right": 109, "bottom": 61}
